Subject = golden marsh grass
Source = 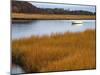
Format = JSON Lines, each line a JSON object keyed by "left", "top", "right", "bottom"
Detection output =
{"left": 12, "top": 13, "right": 96, "bottom": 20}
{"left": 12, "top": 30, "right": 96, "bottom": 73}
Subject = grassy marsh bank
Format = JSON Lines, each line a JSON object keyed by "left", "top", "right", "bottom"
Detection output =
{"left": 12, "top": 13, "right": 96, "bottom": 20}
{"left": 12, "top": 30, "right": 96, "bottom": 73}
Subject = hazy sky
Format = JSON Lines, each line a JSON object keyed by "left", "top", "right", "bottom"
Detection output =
{"left": 30, "top": 2, "right": 95, "bottom": 12}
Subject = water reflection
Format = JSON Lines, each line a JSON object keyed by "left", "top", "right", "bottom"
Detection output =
{"left": 11, "top": 64, "right": 25, "bottom": 74}
{"left": 72, "top": 23, "right": 83, "bottom": 26}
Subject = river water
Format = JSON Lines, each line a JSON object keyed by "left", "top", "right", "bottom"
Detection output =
{"left": 12, "top": 20, "right": 95, "bottom": 39}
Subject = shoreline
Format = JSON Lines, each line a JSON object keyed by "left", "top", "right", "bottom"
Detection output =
{"left": 12, "top": 13, "right": 96, "bottom": 20}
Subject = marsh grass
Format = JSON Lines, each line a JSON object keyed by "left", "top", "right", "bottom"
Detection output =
{"left": 12, "top": 13, "right": 96, "bottom": 20}
{"left": 12, "top": 30, "right": 96, "bottom": 73}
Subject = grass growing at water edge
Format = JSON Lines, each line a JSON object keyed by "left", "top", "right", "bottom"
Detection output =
{"left": 12, "top": 29, "right": 96, "bottom": 73}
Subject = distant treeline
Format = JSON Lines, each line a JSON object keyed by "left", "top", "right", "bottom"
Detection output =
{"left": 12, "top": 1, "right": 96, "bottom": 15}
{"left": 36, "top": 8, "right": 96, "bottom": 15}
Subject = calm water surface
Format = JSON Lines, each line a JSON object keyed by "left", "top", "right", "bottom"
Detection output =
{"left": 12, "top": 20, "right": 95, "bottom": 39}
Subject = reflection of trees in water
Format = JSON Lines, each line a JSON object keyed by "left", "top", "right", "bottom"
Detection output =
{"left": 12, "top": 20, "right": 38, "bottom": 24}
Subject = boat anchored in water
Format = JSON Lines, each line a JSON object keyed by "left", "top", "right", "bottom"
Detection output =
{"left": 72, "top": 20, "right": 83, "bottom": 26}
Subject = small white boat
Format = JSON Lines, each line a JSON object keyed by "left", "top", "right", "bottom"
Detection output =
{"left": 72, "top": 20, "right": 83, "bottom": 26}
{"left": 72, "top": 20, "right": 83, "bottom": 24}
